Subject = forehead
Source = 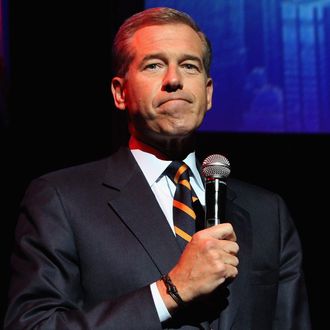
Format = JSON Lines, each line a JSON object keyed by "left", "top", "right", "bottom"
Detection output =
{"left": 129, "top": 23, "right": 204, "bottom": 58}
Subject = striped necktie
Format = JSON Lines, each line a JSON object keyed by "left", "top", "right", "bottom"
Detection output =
{"left": 166, "top": 161, "right": 199, "bottom": 250}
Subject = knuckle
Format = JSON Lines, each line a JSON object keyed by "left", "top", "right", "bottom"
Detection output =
{"left": 202, "top": 238, "right": 218, "bottom": 253}
{"left": 229, "top": 267, "right": 239, "bottom": 279}
{"left": 231, "top": 242, "right": 239, "bottom": 254}
{"left": 223, "top": 222, "right": 233, "bottom": 231}
{"left": 192, "top": 230, "right": 204, "bottom": 241}
{"left": 233, "top": 256, "right": 239, "bottom": 266}
{"left": 233, "top": 267, "right": 239, "bottom": 277}
{"left": 214, "top": 261, "right": 226, "bottom": 274}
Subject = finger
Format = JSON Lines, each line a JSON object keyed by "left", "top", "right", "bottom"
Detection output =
{"left": 224, "top": 254, "right": 239, "bottom": 267}
{"left": 202, "top": 223, "right": 237, "bottom": 241}
{"left": 218, "top": 240, "right": 239, "bottom": 255}
{"left": 224, "top": 264, "right": 239, "bottom": 279}
{"left": 215, "top": 263, "right": 239, "bottom": 285}
{"left": 213, "top": 249, "right": 239, "bottom": 267}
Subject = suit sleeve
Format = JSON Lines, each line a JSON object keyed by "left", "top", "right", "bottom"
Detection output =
{"left": 273, "top": 194, "right": 312, "bottom": 330}
{"left": 4, "top": 178, "right": 162, "bottom": 330}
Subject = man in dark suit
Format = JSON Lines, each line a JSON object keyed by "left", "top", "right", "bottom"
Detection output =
{"left": 5, "top": 7, "right": 311, "bottom": 329}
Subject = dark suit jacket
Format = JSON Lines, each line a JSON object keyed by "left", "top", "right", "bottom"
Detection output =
{"left": 4, "top": 147, "right": 311, "bottom": 329}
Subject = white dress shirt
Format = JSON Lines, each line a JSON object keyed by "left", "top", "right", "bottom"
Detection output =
{"left": 130, "top": 138, "right": 205, "bottom": 322}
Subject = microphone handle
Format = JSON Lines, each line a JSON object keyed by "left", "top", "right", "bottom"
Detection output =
{"left": 205, "top": 178, "right": 227, "bottom": 228}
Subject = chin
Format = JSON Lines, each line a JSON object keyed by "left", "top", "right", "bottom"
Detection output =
{"left": 163, "top": 127, "right": 195, "bottom": 138}
{"left": 173, "top": 123, "right": 199, "bottom": 135}
{"left": 156, "top": 119, "right": 200, "bottom": 137}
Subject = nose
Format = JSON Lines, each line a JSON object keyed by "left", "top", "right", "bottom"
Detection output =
{"left": 162, "top": 65, "right": 183, "bottom": 92}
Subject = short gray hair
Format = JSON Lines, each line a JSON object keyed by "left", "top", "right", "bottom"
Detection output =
{"left": 112, "top": 7, "right": 212, "bottom": 77}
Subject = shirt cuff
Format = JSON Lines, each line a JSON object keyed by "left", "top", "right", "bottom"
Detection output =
{"left": 150, "top": 282, "right": 171, "bottom": 322}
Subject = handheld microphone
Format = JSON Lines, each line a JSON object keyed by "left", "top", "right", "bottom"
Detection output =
{"left": 202, "top": 154, "right": 231, "bottom": 228}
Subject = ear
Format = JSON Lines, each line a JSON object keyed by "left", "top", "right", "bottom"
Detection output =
{"left": 206, "top": 78, "right": 213, "bottom": 111}
{"left": 111, "top": 77, "right": 126, "bottom": 110}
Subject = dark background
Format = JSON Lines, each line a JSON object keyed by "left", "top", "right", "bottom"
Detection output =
{"left": 1, "top": 1, "right": 328, "bottom": 328}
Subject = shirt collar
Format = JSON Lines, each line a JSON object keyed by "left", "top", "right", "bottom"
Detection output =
{"left": 129, "top": 136, "right": 204, "bottom": 190}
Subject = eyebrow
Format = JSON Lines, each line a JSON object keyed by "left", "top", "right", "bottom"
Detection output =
{"left": 140, "top": 53, "right": 203, "bottom": 68}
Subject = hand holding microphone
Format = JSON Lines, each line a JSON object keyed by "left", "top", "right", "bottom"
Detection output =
{"left": 160, "top": 155, "right": 239, "bottom": 309}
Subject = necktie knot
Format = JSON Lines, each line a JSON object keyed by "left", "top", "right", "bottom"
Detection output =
{"left": 166, "top": 161, "right": 190, "bottom": 185}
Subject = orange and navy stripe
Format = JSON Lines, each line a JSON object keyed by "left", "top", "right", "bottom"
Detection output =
{"left": 172, "top": 163, "right": 197, "bottom": 242}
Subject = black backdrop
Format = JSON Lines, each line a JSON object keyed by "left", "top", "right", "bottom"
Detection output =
{"left": 1, "top": 1, "right": 328, "bottom": 328}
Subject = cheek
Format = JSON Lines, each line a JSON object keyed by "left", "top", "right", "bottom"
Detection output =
{"left": 125, "top": 90, "right": 144, "bottom": 111}
{"left": 128, "top": 81, "right": 156, "bottom": 108}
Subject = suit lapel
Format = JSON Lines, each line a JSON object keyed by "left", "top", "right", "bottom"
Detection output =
{"left": 103, "top": 147, "right": 181, "bottom": 275}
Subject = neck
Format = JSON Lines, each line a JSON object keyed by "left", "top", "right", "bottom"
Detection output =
{"left": 129, "top": 134, "right": 196, "bottom": 160}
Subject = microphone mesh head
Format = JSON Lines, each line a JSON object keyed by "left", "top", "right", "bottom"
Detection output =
{"left": 202, "top": 154, "right": 231, "bottom": 179}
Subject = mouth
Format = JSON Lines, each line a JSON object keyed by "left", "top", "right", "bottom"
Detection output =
{"left": 158, "top": 98, "right": 189, "bottom": 107}
{"left": 156, "top": 94, "right": 193, "bottom": 107}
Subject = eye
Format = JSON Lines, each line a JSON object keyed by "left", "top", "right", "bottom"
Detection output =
{"left": 144, "top": 63, "right": 163, "bottom": 71}
{"left": 182, "top": 63, "right": 200, "bottom": 73}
